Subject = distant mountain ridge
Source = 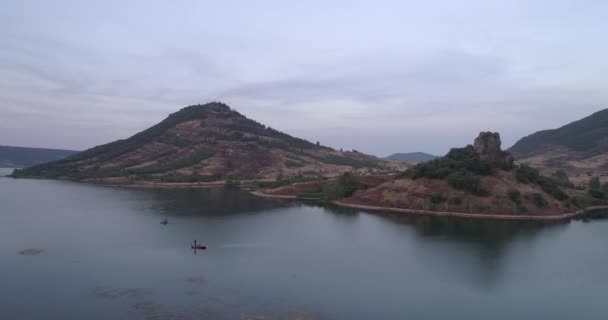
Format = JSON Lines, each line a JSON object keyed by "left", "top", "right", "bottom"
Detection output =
{"left": 0, "top": 145, "right": 78, "bottom": 168}
{"left": 509, "top": 108, "right": 608, "bottom": 177}
{"left": 13, "top": 102, "right": 398, "bottom": 182}
{"left": 510, "top": 108, "right": 608, "bottom": 157}
{"left": 386, "top": 152, "right": 438, "bottom": 162}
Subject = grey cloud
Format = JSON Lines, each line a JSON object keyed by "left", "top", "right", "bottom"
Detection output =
{"left": 1, "top": 1, "right": 607, "bottom": 155}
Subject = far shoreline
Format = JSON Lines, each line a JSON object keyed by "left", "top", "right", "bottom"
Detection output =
{"left": 9, "top": 176, "right": 608, "bottom": 222}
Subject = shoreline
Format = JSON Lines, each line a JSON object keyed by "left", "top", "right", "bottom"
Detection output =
{"left": 251, "top": 190, "right": 608, "bottom": 221}
{"left": 10, "top": 176, "right": 608, "bottom": 221}
{"left": 104, "top": 181, "right": 227, "bottom": 189}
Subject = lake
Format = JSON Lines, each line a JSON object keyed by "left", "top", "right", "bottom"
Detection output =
{"left": 1, "top": 168, "right": 607, "bottom": 319}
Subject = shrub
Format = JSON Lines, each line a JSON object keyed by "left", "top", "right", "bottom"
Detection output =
{"left": 552, "top": 170, "right": 574, "bottom": 188}
{"left": 507, "top": 189, "right": 521, "bottom": 204}
{"left": 538, "top": 178, "right": 569, "bottom": 201}
{"left": 404, "top": 145, "right": 497, "bottom": 180}
{"left": 449, "top": 196, "right": 463, "bottom": 205}
{"left": 588, "top": 189, "right": 605, "bottom": 199}
{"left": 531, "top": 193, "right": 548, "bottom": 208}
{"left": 446, "top": 171, "right": 489, "bottom": 196}
{"left": 430, "top": 193, "right": 447, "bottom": 204}
{"left": 589, "top": 176, "right": 601, "bottom": 190}
{"left": 515, "top": 164, "right": 540, "bottom": 184}
{"left": 322, "top": 172, "right": 362, "bottom": 200}
{"left": 515, "top": 164, "right": 568, "bottom": 201}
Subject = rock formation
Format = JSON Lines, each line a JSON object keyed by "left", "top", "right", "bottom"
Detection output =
{"left": 474, "top": 132, "right": 514, "bottom": 167}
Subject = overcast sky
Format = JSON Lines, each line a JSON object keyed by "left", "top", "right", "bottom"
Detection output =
{"left": 1, "top": 0, "right": 607, "bottom": 156}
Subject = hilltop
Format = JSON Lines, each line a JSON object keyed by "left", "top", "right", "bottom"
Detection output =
{"left": 0, "top": 146, "right": 78, "bottom": 168}
{"left": 13, "top": 102, "right": 401, "bottom": 183}
{"left": 509, "top": 108, "right": 608, "bottom": 179}
{"left": 386, "top": 152, "right": 438, "bottom": 163}
{"left": 259, "top": 132, "right": 591, "bottom": 217}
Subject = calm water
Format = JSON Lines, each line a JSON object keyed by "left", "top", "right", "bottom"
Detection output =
{"left": 1, "top": 167, "right": 608, "bottom": 319}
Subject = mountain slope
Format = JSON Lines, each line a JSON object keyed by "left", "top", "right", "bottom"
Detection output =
{"left": 509, "top": 108, "right": 608, "bottom": 176}
{"left": 386, "top": 152, "right": 438, "bottom": 162}
{"left": 260, "top": 132, "right": 585, "bottom": 216}
{"left": 13, "top": 102, "right": 395, "bottom": 182}
{"left": 0, "top": 146, "right": 78, "bottom": 168}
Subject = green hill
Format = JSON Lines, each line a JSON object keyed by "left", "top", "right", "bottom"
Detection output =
{"left": 509, "top": 108, "right": 608, "bottom": 157}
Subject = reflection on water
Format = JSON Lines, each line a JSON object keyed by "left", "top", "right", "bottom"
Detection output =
{"left": 1, "top": 178, "right": 608, "bottom": 319}
{"left": 143, "top": 187, "right": 293, "bottom": 217}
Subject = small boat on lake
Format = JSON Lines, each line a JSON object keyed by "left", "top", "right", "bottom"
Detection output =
{"left": 160, "top": 218, "right": 168, "bottom": 225}
{"left": 192, "top": 240, "right": 207, "bottom": 250}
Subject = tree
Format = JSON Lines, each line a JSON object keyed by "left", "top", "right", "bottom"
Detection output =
{"left": 507, "top": 189, "right": 521, "bottom": 204}
{"left": 322, "top": 172, "right": 362, "bottom": 200}
{"left": 531, "top": 193, "right": 548, "bottom": 208}
{"left": 588, "top": 176, "right": 604, "bottom": 199}
{"left": 589, "top": 176, "right": 601, "bottom": 190}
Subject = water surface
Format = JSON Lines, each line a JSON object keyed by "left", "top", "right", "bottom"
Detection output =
{"left": 1, "top": 171, "right": 607, "bottom": 319}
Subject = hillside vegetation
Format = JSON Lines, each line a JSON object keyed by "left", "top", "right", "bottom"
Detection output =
{"left": 509, "top": 108, "right": 608, "bottom": 179}
{"left": 260, "top": 132, "right": 594, "bottom": 216}
{"left": 13, "top": 102, "right": 399, "bottom": 182}
{"left": 510, "top": 109, "right": 608, "bottom": 157}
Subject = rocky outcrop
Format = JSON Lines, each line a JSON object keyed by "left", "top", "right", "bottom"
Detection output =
{"left": 474, "top": 132, "right": 514, "bottom": 167}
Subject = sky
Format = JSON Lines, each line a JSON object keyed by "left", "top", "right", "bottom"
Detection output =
{"left": 1, "top": 0, "right": 607, "bottom": 156}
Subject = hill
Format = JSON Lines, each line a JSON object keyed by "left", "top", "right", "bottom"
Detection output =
{"left": 509, "top": 109, "right": 608, "bottom": 179}
{"left": 510, "top": 108, "right": 608, "bottom": 157}
{"left": 259, "top": 132, "right": 591, "bottom": 216}
{"left": 0, "top": 146, "right": 78, "bottom": 168}
{"left": 386, "top": 152, "right": 438, "bottom": 162}
{"left": 12, "top": 102, "right": 400, "bottom": 183}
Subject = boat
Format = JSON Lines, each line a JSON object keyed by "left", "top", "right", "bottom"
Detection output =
{"left": 191, "top": 244, "right": 207, "bottom": 250}
{"left": 160, "top": 218, "right": 168, "bottom": 225}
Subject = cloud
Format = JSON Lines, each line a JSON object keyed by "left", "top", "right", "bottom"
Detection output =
{"left": 0, "top": 1, "right": 607, "bottom": 155}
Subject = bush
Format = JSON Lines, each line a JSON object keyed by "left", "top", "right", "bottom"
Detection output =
{"left": 322, "top": 172, "right": 362, "bottom": 200}
{"left": 552, "top": 170, "right": 574, "bottom": 188}
{"left": 538, "top": 178, "right": 569, "bottom": 201}
{"left": 515, "top": 164, "right": 568, "bottom": 201}
{"left": 588, "top": 189, "right": 605, "bottom": 199}
{"left": 589, "top": 176, "right": 601, "bottom": 190}
{"left": 507, "top": 189, "right": 521, "bottom": 204}
{"left": 430, "top": 193, "right": 447, "bottom": 204}
{"left": 515, "top": 164, "right": 540, "bottom": 184}
{"left": 446, "top": 171, "right": 489, "bottom": 196}
{"left": 404, "top": 145, "right": 497, "bottom": 180}
{"left": 531, "top": 193, "right": 548, "bottom": 207}
{"left": 449, "top": 196, "right": 463, "bottom": 205}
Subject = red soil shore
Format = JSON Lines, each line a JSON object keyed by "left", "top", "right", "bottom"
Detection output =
{"left": 252, "top": 189, "right": 608, "bottom": 221}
